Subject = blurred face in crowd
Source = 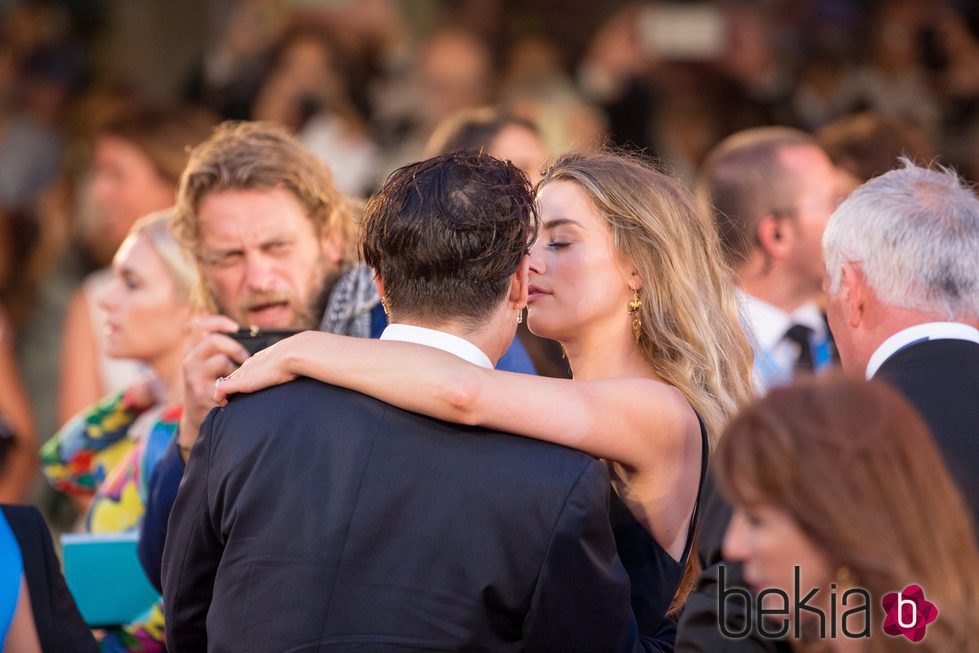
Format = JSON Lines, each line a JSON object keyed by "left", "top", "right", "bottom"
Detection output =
{"left": 99, "top": 234, "right": 193, "bottom": 364}
{"left": 527, "top": 180, "right": 634, "bottom": 343}
{"left": 776, "top": 145, "right": 841, "bottom": 293}
{"left": 419, "top": 32, "right": 492, "bottom": 126}
{"left": 724, "top": 501, "right": 834, "bottom": 621}
{"left": 489, "top": 124, "right": 547, "bottom": 186}
{"left": 196, "top": 187, "right": 340, "bottom": 330}
{"left": 91, "top": 135, "right": 176, "bottom": 252}
{"left": 253, "top": 35, "right": 345, "bottom": 131}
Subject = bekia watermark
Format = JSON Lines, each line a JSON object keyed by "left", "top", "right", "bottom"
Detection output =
{"left": 717, "top": 565, "right": 939, "bottom": 643}
{"left": 881, "top": 584, "right": 938, "bottom": 643}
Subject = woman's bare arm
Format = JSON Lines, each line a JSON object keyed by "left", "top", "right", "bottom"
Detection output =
{"left": 3, "top": 577, "right": 42, "bottom": 653}
{"left": 217, "top": 330, "right": 696, "bottom": 472}
{"left": 217, "top": 330, "right": 704, "bottom": 555}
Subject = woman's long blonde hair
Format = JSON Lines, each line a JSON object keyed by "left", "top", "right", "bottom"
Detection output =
{"left": 540, "top": 151, "right": 754, "bottom": 447}
{"left": 539, "top": 150, "right": 754, "bottom": 611}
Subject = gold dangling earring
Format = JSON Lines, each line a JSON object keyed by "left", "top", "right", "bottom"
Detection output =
{"left": 516, "top": 309, "right": 523, "bottom": 325}
{"left": 628, "top": 290, "right": 642, "bottom": 343}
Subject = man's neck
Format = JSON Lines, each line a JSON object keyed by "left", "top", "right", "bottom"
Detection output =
{"left": 739, "top": 266, "right": 815, "bottom": 314}
{"left": 388, "top": 315, "right": 506, "bottom": 366}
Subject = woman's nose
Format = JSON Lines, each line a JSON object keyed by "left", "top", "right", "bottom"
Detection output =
{"left": 527, "top": 241, "right": 545, "bottom": 274}
{"left": 97, "top": 284, "right": 118, "bottom": 313}
{"left": 722, "top": 509, "right": 752, "bottom": 563}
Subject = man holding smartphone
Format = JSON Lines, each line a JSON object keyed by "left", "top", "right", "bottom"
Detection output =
{"left": 164, "top": 151, "right": 654, "bottom": 652}
{"left": 136, "top": 121, "right": 536, "bottom": 592}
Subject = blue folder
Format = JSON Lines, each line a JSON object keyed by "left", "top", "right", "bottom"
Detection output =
{"left": 61, "top": 531, "right": 161, "bottom": 627}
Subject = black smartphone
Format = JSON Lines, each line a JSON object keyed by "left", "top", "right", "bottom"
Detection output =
{"left": 228, "top": 328, "right": 304, "bottom": 356}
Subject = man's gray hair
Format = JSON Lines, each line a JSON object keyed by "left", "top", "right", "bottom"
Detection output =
{"left": 823, "top": 159, "right": 979, "bottom": 319}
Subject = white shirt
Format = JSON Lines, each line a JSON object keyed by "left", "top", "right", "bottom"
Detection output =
{"left": 380, "top": 323, "right": 494, "bottom": 370}
{"left": 865, "top": 321, "right": 979, "bottom": 379}
{"left": 739, "top": 291, "right": 829, "bottom": 392}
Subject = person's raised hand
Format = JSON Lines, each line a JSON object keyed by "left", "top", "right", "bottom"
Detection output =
{"left": 177, "top": 315, "right": 249, "bottom": 458}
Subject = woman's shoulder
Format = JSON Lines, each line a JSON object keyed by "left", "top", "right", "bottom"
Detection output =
{"left": 614, "top": 376, "right": 699, "bottom": 433}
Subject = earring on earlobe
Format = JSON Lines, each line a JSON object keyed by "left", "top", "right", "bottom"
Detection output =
{"left": 628, "top": 290, "right": 642, "bottom": 342}
{"left": 516, "top": 309, "right": 523, "bottom": 325}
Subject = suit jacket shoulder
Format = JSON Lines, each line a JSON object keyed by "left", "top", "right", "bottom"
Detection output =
{"left": 166, "top": 377, "right": 645, "bottom": 652}
{"left": 874, "top": 338, "right": 979, "bottom": 524}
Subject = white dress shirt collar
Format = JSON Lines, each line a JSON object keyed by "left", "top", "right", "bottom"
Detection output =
{"left": 738, "top": 291, "right": 827, "bottom": 351}
{"left": 380, "top": 323, "right": 494, "bottom": 369}
{"left": 866, "top": 321, "right": 979, "bottom": 379}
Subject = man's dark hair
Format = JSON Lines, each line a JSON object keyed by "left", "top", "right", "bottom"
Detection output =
{"left": 362, "top": 151, "right": 538, "bottom": 327}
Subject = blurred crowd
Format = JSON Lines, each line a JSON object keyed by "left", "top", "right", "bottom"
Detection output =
{"left": 0, "top": 0, "right": 978, "bottom": 650}
{"left": 1, "top": 0, "right": 978, "bottom": 447}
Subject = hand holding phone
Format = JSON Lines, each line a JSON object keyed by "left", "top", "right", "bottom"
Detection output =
{"left": 228, "top": 328, "right": 305, "bottom": 356}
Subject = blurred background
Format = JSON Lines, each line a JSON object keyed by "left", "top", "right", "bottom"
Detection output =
{"left": 2, "top": 0, "right": 979, "bottom": 514}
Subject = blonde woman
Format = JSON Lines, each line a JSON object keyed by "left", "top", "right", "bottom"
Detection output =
{"left": 217, "top": 150, "right": 754, "bottom": 633}
{"left": 43, "top": 210, "right": 196, "bottom": 652}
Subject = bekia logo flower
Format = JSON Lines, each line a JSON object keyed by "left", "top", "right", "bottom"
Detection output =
{"left": 881, "top": 584, "right": 938, "bottom": 642}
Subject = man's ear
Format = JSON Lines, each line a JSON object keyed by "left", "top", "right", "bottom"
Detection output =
{"left": 841, "top": 262, "right": 866, "bottom": 328}
{"left": 373, "top": 275, "right": 385, "bottom": 299}
{"left": 507, "top": 255, "right": 530, "bottom": 309}
{"left": 756, "top": 214, "right": 793, "bottom": 260}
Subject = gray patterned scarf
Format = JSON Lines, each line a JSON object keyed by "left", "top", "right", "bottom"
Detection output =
{"left": 318, "top": 264, "right": 381, "bottom": 338}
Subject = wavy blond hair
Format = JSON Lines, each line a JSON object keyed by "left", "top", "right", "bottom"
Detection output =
{"left": 540, "top": 150, "right": 754, "bottom": 612}
{"left": 541, "top": 151, "right": 753, "bottom": 446}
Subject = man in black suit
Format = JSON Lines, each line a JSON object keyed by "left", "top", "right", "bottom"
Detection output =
{"left": 163, "top": 152, "right": 649, "bottom": 652}
{"left": 820, "top": 159, "right": 979, "bottom": 523}
{"left": 676, "top": 159, "right": 979, "bottom": 651}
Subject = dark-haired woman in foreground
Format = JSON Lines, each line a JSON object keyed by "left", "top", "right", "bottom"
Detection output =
{"left": 218, "top": 150, "right": 755, "bottom": 634}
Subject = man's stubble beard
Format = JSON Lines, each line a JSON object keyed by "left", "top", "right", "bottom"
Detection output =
{"left": 302, "top": 256, "right": 342, "bottom": 330}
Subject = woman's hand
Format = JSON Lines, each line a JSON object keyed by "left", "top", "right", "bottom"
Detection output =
{"left": 213, "top": 331, "right": 309, "bottom": 406}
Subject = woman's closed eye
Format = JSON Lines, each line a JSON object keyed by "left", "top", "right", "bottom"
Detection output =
{"left": 121, "top": 272, "right": 141, "bottom": 290}
{"left": 546, "top": 241, "right": 571, "bottom": 250}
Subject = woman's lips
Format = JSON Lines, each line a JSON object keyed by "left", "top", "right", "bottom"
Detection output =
{"left": 527, "top": 284, "right": 551, "bottom": 301}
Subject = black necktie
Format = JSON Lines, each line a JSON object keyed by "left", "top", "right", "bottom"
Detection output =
{"left": 784, "top": 324, "right": 815, "bottom": 373}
